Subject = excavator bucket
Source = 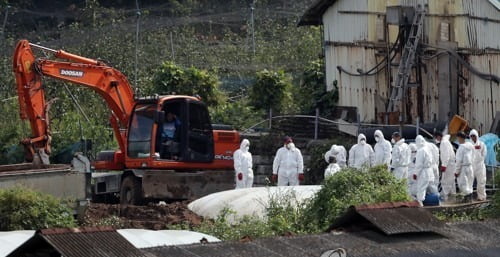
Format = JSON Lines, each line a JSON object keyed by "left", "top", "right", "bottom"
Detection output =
{"left": 142, "top": 169, "right": 235, "bottom": 200}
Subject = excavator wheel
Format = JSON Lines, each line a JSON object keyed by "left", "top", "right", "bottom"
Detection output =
{"left": 120, "top": 175, "right": 143, "bottom": 205}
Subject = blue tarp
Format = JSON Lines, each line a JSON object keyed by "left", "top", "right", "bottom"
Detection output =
{"left": 480, "top": 133, "right": 499, "bottom": 166}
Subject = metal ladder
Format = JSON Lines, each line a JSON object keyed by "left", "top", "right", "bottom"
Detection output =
{"left": 387, "top": 6, "right": 426, "bottom": 113}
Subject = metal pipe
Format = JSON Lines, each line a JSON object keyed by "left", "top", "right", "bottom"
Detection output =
{"left": 29, "top": 43, "right": 57, "bottom": 53}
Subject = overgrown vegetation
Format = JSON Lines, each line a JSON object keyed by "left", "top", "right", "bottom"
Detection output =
{"left": 169, "top": 166, "right": 410, "bottom": 240}
{"left": 0, "top": 187, "right": 76, "bottom": 231}
{"left": 0, "top": 0, "right": 326, "bottom": 162}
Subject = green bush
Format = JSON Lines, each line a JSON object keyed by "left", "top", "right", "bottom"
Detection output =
{"left": 488, "top": 172, "right": 500, "bottom": 218}
{"left": 297, "top": 60, "right": 338, "bottom": 117}
{"left": 302, "top": 166, "right": 411, "bottom": 231}
{"left": 209, "top": 99, "right": 265, "bottom": 130}
{"left": 249, "top": 69, "right": 293, "bottom": 114}
{"left": 0, "top": 187, "right": 76, "bottom": 231}
{"left": 149, "top": 61, "right": 225, "bottom": 106}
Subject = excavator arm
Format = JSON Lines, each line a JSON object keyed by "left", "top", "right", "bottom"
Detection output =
{"left": 13, "top": 40, "right": 135, "bottom": 163}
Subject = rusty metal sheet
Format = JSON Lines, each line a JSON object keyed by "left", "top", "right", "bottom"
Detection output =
{"left": 356, "top": 207, "right": 445, "bottom": 235}
{"left": 40, "top": 228, "right": 147, "bottom": 257}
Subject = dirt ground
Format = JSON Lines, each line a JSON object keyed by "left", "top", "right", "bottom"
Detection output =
{"left": 81, "top": 202, "right": 203, "bottom": 230}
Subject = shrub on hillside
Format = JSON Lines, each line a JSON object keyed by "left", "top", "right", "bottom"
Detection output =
{"left": 0, "top": 187, "right": 76, "bottom": 231}
{"left": 301, "top": 166, "right": 411, "bottom": 231}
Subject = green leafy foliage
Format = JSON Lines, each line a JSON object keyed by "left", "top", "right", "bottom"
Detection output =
{"left": 149, "top": 61, "right": 224, "bottom": 106}
{"left": 209, "top": 99, "right": 265, "bottom": 130}
{"left": 249, "top": 69, "right": 292, "bottom": 113}
{"left": 0, "top": 187, "right": 76, "bottom": 231}
{"left": 488, "top": 172, "right": 500, "bottom": 218}
{"left": 297, "top": 60, "right": 339, "bottom": 116}
{"left": 301, "top": 166, "right": 411, "bottom": 231}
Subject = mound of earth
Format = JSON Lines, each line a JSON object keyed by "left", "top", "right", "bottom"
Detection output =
{"left": 82, "top": 202, "right": 203, "bottom": 230}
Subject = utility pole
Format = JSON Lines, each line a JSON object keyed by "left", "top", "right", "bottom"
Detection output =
{"left": 1, "top": 5, "right": 10, "bottom": 39}
{"left": 250, "top": 0, "right": 256, "bottom": 56}
{"left": 134, "top": 0, "right": 141, "bottom": 89}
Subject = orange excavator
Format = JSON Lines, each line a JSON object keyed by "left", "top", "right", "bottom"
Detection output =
{"left": 13, "top": 40, "right": 240, "bottom": 204}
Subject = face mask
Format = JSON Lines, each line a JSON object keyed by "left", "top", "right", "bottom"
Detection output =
{"left": 434, "top": 139, "right": 440, "bottom": 144}
{"left": 391, "top": 139, "right": 396, "bottom": 144}
{"left": 374, "top": 136, "right": 380, "bottom": 142}
{"left": 245, "top": 146, "right": 250, "bottom": 152}
{"left": 360, "top": 139, "right": 366, "bottom": 145}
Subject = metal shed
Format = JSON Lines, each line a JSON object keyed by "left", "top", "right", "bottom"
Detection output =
{"left": 300, "top": 0, "right": 500, "bottom": 132}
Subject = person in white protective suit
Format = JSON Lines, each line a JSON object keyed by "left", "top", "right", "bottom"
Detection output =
{"left": 390, "top": 132, "right": 411, "bottom": 180}
{"left": 455, "top": 132, "right": 474, "bottom": 197}
{"left": 324, "top": 145, "right": 347, "bottom": 168}
{"left": 407, "top": 143, "right": 418, "bottom": 194}
{"left": 426, "top": 140, "right": 440, "bottom": 190}
{"left": 411, "top": 136, "right": 438, "bottom": 206}
{"left": 470, "top": 129, "right": 487, "bottom": 201}
{"left": 324, "top": 156, "right": 341, "bottom": 179}
{"left": 272, "top": 136, "right": 304, "bottom": 186}
{"left": 373, "top": 130, "right": 392, "bottom": 167}
{"left": 348, "top": 134, "right": 374, "bottom": 169}
{"left": 435, "top": 132, "right": 457, "bottom": 201}
{"left": 233, "top": 139, "right": 253, "bottom": 189}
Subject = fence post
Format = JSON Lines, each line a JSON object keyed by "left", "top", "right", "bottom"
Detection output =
{"left": 416, "top": 117, "right": 420, "bottom": 137}
{"left": 268, "top": 108, "right": 272, "bottom": 129}
{"left": 314, "top": 108, "right": 319, "bottom": 140}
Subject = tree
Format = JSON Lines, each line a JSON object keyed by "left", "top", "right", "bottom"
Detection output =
{"left": 149, "top": 61, "right": 224, "bottom": 106}
{"left": 249, "top": 69, "right": 292, "bottom": 114}
{"left": 297, "top": 60, "right": 338, "bottom": 117}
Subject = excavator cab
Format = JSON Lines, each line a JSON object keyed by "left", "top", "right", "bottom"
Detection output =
{"left": 152, "top": 98, "right": 214, "bottom": 162}
{"left": 127, "top": 96, "right": 216, "bottom": 165}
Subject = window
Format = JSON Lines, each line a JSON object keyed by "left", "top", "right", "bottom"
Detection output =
{"left": 187, "top": 102, "right": 213, "bottom": 158}
{"left": 128, "top": 104, "right": 155, "bottom": 158}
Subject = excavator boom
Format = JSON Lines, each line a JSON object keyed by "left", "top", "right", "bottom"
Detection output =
{"left": 13, "top": 40, "right": 135, "bottom": 161}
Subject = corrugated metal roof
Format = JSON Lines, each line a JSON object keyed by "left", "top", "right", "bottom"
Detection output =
{"left": 39, "top": 227, "right": 148, "bottom": 257}
{"left": 0, "top": 230, "right": 35, "bottom": 257}
{"left": 142, "top": 220, "right": 500, "bottom": 257}
{"left": 328, "top": 202, "right": 445, "bottom": 235}
{"left": 298, "top": 0, "right": 337, "bottom": 26}
{"left": 117, "top": 229, "right": 220, "bottom": 249}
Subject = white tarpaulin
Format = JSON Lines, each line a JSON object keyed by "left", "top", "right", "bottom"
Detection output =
{"left": 0, "top": 230, "right": 35, "bottom": 257}
{"left": 188, "top": 186, "right": 321, "bottom": 223}
{"left": 117, "top": 229, "right": 220, "bottom": 249}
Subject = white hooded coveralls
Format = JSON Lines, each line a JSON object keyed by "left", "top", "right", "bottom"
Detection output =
{"left": 273, "top": 143, "right": 304, "bottom": 186}
{"left": 348, "top": 134, "right": 374, "bottom": 169}
{"left": 373, "top": 130, "right": 392, "bottom": 166}
{"left": 391, "top": 138, "right": 411, "bottom": 180}
{"left": 233, "top": 139, "right": 253, "bottom": 189}
{"left": 324, "top": 163, "right": 341, "bottom": 179}
{"left": 439, "top": 135, "right": 457, "bottom": 197}
{"left": 455, "top": 141, "right": 474, "bottom": 195}
{"left": 412, "top": 136, "right": 437, "bottom": 202}
{"left": 427, "top": 142, "right": 440, "bottom": 189}
{"left": 324, "top": 145, "right": 347, "bottom": 168}
{"left": 470, "top": 129, "right": 487, "bottom": 200}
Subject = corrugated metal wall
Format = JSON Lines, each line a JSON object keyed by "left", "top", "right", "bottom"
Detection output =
{"left": 322, "top": 0, "right": 500, "bottom": 129}
{"left": 462, "top": 54, "right": 500, "bottom": 133}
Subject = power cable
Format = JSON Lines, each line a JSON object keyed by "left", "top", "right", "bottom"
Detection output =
{"left": 420, "top": 43, "right": 500, "bottom": 83}
{"left": 336, "top": 30, "right": 402, "bottom": 77}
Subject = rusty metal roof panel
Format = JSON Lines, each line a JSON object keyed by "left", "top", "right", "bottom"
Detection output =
{"left": 357, "top": 207, "right": 444, "bottom": 235}
{"left": 40, "top": 227, "right": 147, "bottom": 257}
{"left": 329, "top": 202, "right": 445, "bottom": 235}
